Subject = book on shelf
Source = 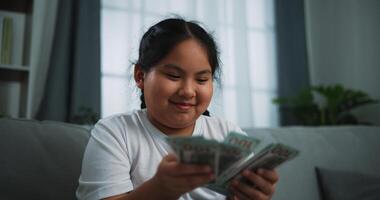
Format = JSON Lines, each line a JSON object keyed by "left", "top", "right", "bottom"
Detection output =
{"left": 1, "top": 16, "right": 12, "bottom": 64}
{"left": 0, "top": 10, "right": 26, "bottom": 66}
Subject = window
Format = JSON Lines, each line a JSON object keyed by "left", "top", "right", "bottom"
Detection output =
{"left": 101, "top": 0, "right": 278, "bottom": 128}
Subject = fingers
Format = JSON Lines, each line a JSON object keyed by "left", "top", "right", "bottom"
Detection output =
{"left": 154, "top": 154, "right": 216, "bottom": 196}
{"left": 242, "top": 170, "right": 275, "bottom": 196}
{"left": 163, "top": 153, "right": 178, "bottom": 162}
{"left": 226, "top": 196, "right": 239, "bottom": 200}
{"left": 229, "top": 169, "right": 278, "bottom": 199}
{"left": 230, "top": 178, "right": 269, "bottom": 200}
{"left": 183, "top": 173, "right": 215, "bottom": 188}
{"left": 174, "top": 160, "right": 213, "bottom": 176}
{"left": 230, "top": 182, "right": 268, "bottom": 200}
{"left": 170, "top": 163, "right": 213, "bottom": 176}
{"left": 161, "top": 154, "right": 213, "bottom": 176}
{"left": 257, "top": 169, "right": 279, "bottom": 184}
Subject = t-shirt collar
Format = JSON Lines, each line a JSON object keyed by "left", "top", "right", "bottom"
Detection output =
{"left": 139, "top": 108, "right": 203, "bottom": 139}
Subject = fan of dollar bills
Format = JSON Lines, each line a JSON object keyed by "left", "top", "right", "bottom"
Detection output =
{"left": 166, "top": 132, "right": 299, "bottom": 195}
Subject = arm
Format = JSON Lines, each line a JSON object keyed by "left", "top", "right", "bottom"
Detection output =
{"left": 104, "top": 154, "right": 214, "bottom": 200}
{"left": 103, "top": 178, "right": 171, "bottom": 200}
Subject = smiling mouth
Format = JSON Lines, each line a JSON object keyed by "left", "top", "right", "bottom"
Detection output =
{"left": 171, "top": 101, "right": 195, "bottom": 110}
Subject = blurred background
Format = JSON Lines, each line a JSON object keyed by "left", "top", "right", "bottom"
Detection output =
{"left": 101, "top": 0, "right": 279, "bottom": 128}
{"left": 0, "top": 0, "right": 379, "bottom": 128}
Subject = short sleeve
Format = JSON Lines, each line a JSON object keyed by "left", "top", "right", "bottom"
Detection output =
{"left": 226, "top": 120, "right": 246, "bottom": 136}
{"left": 76, "top": 120, "right": 133, "bottom": 200}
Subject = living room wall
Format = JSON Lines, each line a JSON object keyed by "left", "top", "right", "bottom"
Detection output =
{"left": 305, "top": 0, "right": 380, "bottom": 125}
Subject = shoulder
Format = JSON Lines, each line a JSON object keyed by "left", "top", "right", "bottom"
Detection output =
{"left": 95, "top": 109, "right": 144, "bottom": 129}
{"left": 199, "top": 115, "right": 246, "bottom": 140}
{"left": 201, "top": 114, "right": 243, "bottom": 132}
{"left": 91, "top": 109, "right": 146, "bottom": 139}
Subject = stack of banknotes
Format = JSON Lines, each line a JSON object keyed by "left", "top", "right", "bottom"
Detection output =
{"left": 166, "top": 132, "right": 299, "bottom": 195}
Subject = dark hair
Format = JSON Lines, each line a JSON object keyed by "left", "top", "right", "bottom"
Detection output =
{"left": 136, "top": 18, "right": 220, "bottom": 116}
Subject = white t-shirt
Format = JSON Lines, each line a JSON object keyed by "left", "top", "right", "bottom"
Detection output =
{"left": 76, "top": 109, "right": 245, "bottom": 200}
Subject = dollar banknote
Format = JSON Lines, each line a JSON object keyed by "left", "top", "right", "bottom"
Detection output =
{"left": 215, "top": 143, "right": 300, "bottom": 194}
{"left": 167, "top": 136, "right": 219, "bottom": 175}
{"left": 217, "top": 143, "right": 244, "bottom": 176}
{"left": 166, "top": 136, "right": 204, "bottom": 155}
{"left": 166, "top": 133, "right": 299, "bottom": 197}
{"left": 224, "top": 132, "right": 261, "bottom": 155}
{"left": 166, "top": 133, "right": 254, "bottom": 176}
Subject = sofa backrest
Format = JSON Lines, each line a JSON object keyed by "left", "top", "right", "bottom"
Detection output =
{"left": 0, "top": 118, "right": 91, "bottom": 200}
{"left": 2, "top": 119, "right": 379, "bottom": 200}
{"left": 244, "top": 126, "right": 380, "bottom": 200}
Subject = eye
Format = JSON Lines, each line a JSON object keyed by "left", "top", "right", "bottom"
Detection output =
{"left": 197, "top": 78, "right": 209, "bottom": 84}
{"left": 166, "top": 73, "right": 180, "bottom": 80}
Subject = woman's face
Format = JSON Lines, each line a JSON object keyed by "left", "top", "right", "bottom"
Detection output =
{"left": 135, "top": 39, "right": 213, "bottom": 136}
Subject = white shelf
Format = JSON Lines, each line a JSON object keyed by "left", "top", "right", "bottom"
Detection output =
{"left": 0, "top": 64, "right": 29, "bottom": 72}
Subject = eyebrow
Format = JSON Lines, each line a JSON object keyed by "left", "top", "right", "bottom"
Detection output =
{"left": 162, "top": 63, "right": 212, "bottom": 75}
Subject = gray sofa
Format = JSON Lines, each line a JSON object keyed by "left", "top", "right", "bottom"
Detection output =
{"left": 1, "top": 118, "right": 379, "bottom": 200}
{"left": 0, "top": 118, "right": 90, "bottom": 200}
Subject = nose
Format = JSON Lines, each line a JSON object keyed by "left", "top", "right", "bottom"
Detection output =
{"left": 178, "top": 80, "right": 196, "bottom": 98}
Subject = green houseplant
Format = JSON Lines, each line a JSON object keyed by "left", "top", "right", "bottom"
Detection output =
{"left": 273, "top": 84, "right": 379, "bottom": 125}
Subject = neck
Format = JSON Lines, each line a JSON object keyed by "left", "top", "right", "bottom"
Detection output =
{"left": 146, "top": 114, "right": 195, "bottom": 137}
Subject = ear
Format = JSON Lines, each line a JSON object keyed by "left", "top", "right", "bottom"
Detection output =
{"left": 134, "top": 64, "right": 145, "bottom": 89}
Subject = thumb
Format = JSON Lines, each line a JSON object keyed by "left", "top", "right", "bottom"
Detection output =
{"left": 164, "top": 153, "right": 178, "bottom": 162}
{"left": 159, "top": 154, "right": 179, "bottom": 175}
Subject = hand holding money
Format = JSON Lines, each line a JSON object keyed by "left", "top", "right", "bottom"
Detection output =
{"left": 166, "top": 132, "right": 260, "bottom": 177}
{"left": 229, "top": 168, "right": 279, "bottom": 200}
{"left": 166, "top": 132, "right": 299, "bottom": 196}
{"left": 151, "top": 154, "right": 215, "bottom": 199}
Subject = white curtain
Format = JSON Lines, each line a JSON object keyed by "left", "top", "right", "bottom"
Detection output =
{"left": 101, "top": 0, "right": 278, "bottom": 128}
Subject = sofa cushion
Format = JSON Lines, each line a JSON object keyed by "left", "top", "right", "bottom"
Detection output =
{"left": 316, "top": 167, "right": 380, "bottom": 200}
{"left": 0, "top": 118, "right": 91, "bottom": 200}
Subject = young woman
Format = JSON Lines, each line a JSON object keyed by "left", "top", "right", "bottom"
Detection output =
{"left": 77, "top": 18, "right": 279, "bottom": 200}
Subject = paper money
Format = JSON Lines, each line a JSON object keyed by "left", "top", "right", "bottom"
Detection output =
{"left": 166, "top": 134, "right": 250, "bottom": 176}
{"left": 217, "top": 144, "right": 244, "bottom": 176}
{"left": 165, "top": 133, "right": 300, "bottom": 197}
{"left": 216, "top": 143, "right": 299, "bottom": 189}
{"left": 166, "top": 136, "right": 204, "bottom": 154}
{"left": 224, "top": 132, "right": 261, "bottom": 155}
{"left": 167, "top": 136, "right": 219, "bottom": 174}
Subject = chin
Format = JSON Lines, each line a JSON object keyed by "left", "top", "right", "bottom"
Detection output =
{"left": 168, "top": 115, "right": 196, "bottom": 127}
